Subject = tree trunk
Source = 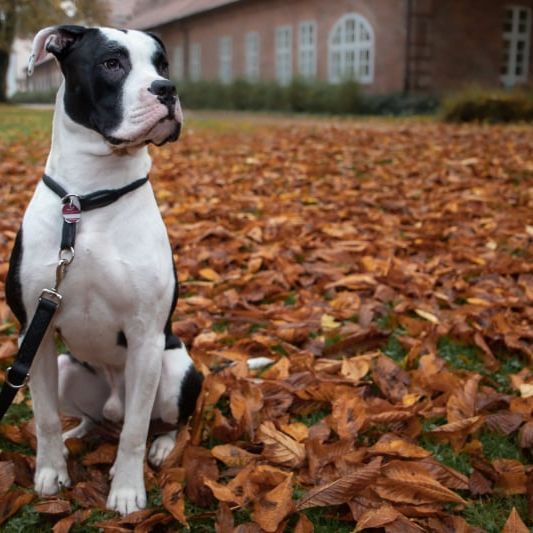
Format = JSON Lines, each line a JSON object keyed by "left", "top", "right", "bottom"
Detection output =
{"left": 0, "top": 0, "right": 18, "bottom": 102}
{"left": 0, "top": 49, "right": 11, "bottom": 102}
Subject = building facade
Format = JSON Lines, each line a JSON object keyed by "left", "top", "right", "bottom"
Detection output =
{"left": 129, "top": 0, "right": 533, "bottom": 94}
{"left": 25, "top": 0, "right": 533, "bottom": 95}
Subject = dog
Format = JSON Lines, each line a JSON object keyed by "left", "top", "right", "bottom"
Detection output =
{"left": 5, "top": 25, "right": 203, "bottom": 515}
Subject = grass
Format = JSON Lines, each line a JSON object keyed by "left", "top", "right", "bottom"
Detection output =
{"left": 419, "top": 437, "right": 472, "bottom": 476}
{"left": 0, "top": 105, "right": 52, "bottom": 141}
{"left": 462, "top": 495, "right": 530, "bottom": 533}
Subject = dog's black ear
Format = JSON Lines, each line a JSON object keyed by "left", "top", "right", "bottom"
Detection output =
{"left": 145, "top": 31, "right": 167, "bottom": 53}
{"left": 28, "top": 25, "right": 87, "bottom": 75}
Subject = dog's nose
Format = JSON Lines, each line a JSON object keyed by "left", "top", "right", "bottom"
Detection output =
{"left": 149, "top": 80, "right": 177, "bottom": 105}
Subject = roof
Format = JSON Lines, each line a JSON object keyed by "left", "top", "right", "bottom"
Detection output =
{"left": 128, "top": 0, "right": 242, "bottom": 30}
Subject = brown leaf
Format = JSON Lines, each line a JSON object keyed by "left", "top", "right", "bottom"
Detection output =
{"left": 331, "top": 395, "right": 366, "bottom": 439}
{"left": 493, "top": 459, "right": 527, "bottom": 495}
{"left": 52, "top": 509, "right": 92, "bottom": 533}
{"left": 502, "top": 507, "right": 529, "bottom": 533}
{"left": 252, "top": 472, "right": 294, "bottom": 532}
{"left": 134, "top": 512, "right": 173, "bottom": 533}
{"left": 368, "top": 434, "right": 431, "bottom": 459}
{"left": 294, "top": 513, "right": 314, "bottom": 533}
{"left": 215, "top": 502, "right": 234, "bottom": 532}
{"left": 469, "top": 470, "right": 493, "bottom": 496}
{"left": 211, "top": 444, "right": 259, "bottom": 467}
{"left": 71, "top": 480, "right": 108, "bottom": 509}
{"left": 161, "top": 480, "right": 188, "bottom": 527}
{"left": 296, "top": 457, "right": 382, "bottom": 510}
{"left": 82, "top": 442, "right": 117, "bottom": 465}
{"left": 485, "top": 411, "right": 524, "bottom": 435}
{"left": 376, "top": 461, "right": 466, "bottom": 505}
{"left": 0, "top": 490, "right": 34, "bottom": 525}
{"left": 257, "top": 421, "right": 306, "bottom": 468}
{"left": 0, "top": 461, "right": 15, "bottom": 496}
{"left": 184, "top": 446, "right": 219, "bottom": 506}
{"left": 372, "top": 355, "right": 410, "bottom": 403}
{"left": 518, "top": 420, "right": 533, "bottom": 448}
{"left": 447, "top": 375, "right": 481, "bottom": 422}
{"left": 426, "top": 416, "right": 484, "bottom": 451}
{"left": 33, "top": 498, "right": 71, "bottom": 515}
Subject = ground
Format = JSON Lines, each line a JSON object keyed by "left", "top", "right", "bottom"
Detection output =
{"left": 0, "top": 106, "right": 531, "bottom": 532}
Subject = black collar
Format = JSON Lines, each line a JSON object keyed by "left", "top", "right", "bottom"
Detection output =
{"left": 42, "top": 173, "right": 149, "bottom": 211}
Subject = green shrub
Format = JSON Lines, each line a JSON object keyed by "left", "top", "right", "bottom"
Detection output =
{"left": 177, "top": 78, "right": 363, "bottom": 114}
{"left": 10, "top": 89, "right": 56, "bottom": 104}
{"left": 440, "top": 87, "right": 533, "bottom": 123}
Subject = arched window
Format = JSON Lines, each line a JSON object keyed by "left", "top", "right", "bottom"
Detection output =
{"left": 329, "top": 13, "right": 374, "bottom": 84}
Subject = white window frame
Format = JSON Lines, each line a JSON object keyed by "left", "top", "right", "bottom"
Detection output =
{"left": 299, "top": 21, "right": 317, "bottom": 79}
{"left": 501, "top": 5, "right": 531, "bottom": 87}
{"left": 219, "top": 36, "right": 233, "bottom": 84}
{"left": 173, "top": 45, "right": 184, "bottom": 81}
{"left": 245, "top": 31, "right": 260, "bottom": 82}
{"left": 328, "top": 13, "right": 375, "bottom": 84}
{"left": 189, "top": 43, "right": 201, "bottom": 81}
{"left": 275, "top": 25, "right": 293, "bottom": 85}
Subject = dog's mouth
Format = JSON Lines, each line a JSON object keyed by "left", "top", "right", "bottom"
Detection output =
{"left": 105, "top": 103, "right": 182, "bottom": 149}
{"left": 105, "top": 117, "right": 181, "bottom": 148}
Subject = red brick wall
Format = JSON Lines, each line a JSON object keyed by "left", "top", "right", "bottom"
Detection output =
{"left": 155, "top": 0, "right": 408, "bottom": 94}
{"left": 413, "top": 0, "right": 533, "bottom": 92}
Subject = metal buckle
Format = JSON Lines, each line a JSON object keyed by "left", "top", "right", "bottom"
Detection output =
{"left": 5, "top": 366, "right": 29, "bottom": 389}
{"left": 40, "top": 288, "right": 63, "bottom": 306}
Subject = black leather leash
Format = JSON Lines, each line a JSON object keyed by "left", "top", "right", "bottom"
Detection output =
{"left": 0, "top": 174, "right": 149, "bottom": 421}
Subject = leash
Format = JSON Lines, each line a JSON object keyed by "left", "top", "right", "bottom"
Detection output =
{"left": 0, "top": 174, "right": 149, "bottom": 421}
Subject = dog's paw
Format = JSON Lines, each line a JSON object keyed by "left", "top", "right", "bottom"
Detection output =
{"left": 35, "top": 466, "right": 70, "bottom": 496}
{"left": 107, "top": 483, "right": 146, "bottom": 515}
{"left": 148, "top": 433, "right": 176, "bottom": 467}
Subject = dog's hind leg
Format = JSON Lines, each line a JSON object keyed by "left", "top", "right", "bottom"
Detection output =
{"left": 58, "top": 354, "right": 109, "bottom": 440}
{"left": 30, "top": 336, "right": 70, "bottom": 496}
{"left": 148, "top": 342, "right": 203, "bottom": 467}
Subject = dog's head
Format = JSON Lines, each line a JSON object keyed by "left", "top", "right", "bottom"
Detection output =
{"left": 29, "top": 25, "right": 182, "bottom": 148}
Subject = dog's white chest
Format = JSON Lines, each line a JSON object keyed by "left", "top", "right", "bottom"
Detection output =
{"left": 20, "top": 183, "right": 174, "bottom": 367}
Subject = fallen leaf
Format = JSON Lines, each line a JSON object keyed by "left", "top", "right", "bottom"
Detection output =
{"left": 502, "top": 507, "right": 529, "bottom": 533}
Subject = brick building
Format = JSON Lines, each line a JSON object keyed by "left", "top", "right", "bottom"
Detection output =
{"left": 128, "top": 0, "right": 533, "bottom": 94}
{"left": 24, "top": 0, "right": 533, "bottom": 95}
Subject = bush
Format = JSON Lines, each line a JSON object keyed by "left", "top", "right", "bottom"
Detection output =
{"left": 440, "top": 87, "right": 533, "bottom": 123}
{"left": 177, "top": 78, "right": 363, "bottom": 114}
{"left": 10, "top": 90, "right": 56, "bottom": 104}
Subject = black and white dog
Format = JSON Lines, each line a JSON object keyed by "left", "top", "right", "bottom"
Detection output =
{"left": 5, "top": 26, "right": 202, "bottom": 514}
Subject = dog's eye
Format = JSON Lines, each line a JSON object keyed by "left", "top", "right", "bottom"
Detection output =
{"left": 103, "top": 58, "right": 121, "bottom": 71}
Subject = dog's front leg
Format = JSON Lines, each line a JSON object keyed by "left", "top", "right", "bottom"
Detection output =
{"left": 107, "top": 333, "right": 164, "bottom": 515}
{"left": 29, "top": 335, "right": 70, "bottom": 495}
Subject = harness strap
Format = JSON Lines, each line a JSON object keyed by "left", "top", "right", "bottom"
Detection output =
{"left": 43, "top": 174, "right": 149, "bottom": 249}
{"left": 42, "top": 174, "right": 149, "bottom": 211}
{"left": 0, "top": 174, "right": 150, "bottom": 422}
{"left": 0, "top": 293, "right": 60, "bottom": 420}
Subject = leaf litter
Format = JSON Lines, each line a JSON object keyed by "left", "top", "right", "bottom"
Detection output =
{"left": 0, "top": 117, "right": 532, "bottom": 531}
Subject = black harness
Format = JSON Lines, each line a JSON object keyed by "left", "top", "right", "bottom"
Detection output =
{"left": 0, "top": 174, "right": 149, "bottom": 421}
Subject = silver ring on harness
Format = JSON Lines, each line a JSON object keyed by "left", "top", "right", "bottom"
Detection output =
{"left": 5, "top": 367, "right": 29, "bottom": 389}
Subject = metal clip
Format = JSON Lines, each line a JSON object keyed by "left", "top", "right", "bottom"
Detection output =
{"left": 6, "top": 366, "right": 29, "bottom": 389}
{"left": 40, "top": 288, "right": 62, "bottom": 306}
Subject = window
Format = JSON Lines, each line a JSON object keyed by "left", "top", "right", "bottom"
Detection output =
{"left": 219, "top": 36, "right": 233, "bottom": 84}
{"left": 328, "top": 13, "right": 374, "bottom": 84}
{"left": 299, "top": 21, "right": 317, "bottom": 79}
{"left": 245, "top": 32, "right": 260, "bottom": 81}
{"left": 173, "top": 46, "right": 184, "bottom": 81}
{"left": 189, "top": 43, "right": 201, "bottom": 81}
{"left": 275, "top": 26, "right": 292, "bottom": 85}
{"left": 501, "top": 6, "right": 531, "bottom": 87}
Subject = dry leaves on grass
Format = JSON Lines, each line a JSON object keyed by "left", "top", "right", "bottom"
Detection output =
{"left": 0, "top": 118, "right": 532, "bottom": 530}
